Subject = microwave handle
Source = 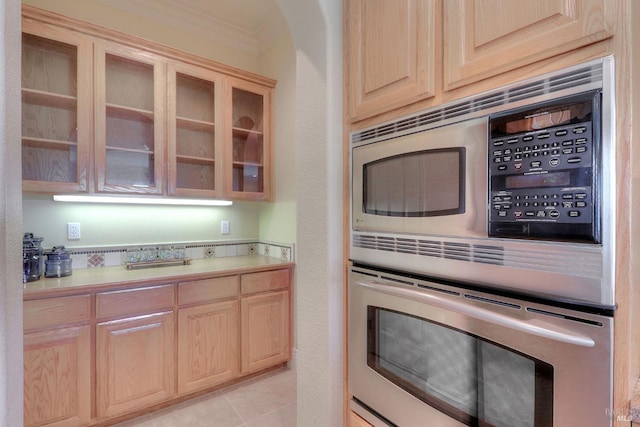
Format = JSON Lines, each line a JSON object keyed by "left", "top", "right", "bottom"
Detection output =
{"left": 355, "top": 280, "right": 595, "bottom": 348}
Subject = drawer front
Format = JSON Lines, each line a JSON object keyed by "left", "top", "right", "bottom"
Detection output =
{"left": 96, "top": 284, "right": 174, "bottom": 320}
{"left": 241, "top": 269, "right": 290, "bottom": 295}
{"left": 178, "top": 276, "right": 239, "bottom": 306}
{"left": 24, "top": 294, "right": 91, "bottom": 331}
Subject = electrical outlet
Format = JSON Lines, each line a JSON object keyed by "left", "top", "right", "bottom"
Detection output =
{"left": 221, "top": 220, "right": 230, "bottom": 235}
{"left": 67, "top": 223, "right": 81, "bottom": 240}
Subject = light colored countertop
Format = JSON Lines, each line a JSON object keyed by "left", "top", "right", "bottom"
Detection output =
{"left": 24, "top": 255, "right": 294, "bottom": 299}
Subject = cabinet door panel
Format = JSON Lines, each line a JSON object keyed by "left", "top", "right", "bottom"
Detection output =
{"left": 21, "top": 21, "right": 92, "bottom": 193}
{"left": 178, "top": 300, "right": 239, "bottom": 394}
{"left": 347, "top": 0, "right": 436, "bottom": 121}
{"left": 241, "top": 290, "right": 290, "bottom": 373}
{"left": 225, "top": 78, "right": 273, "bottom": 201}
{"left": 24, "top": 326, "right": 91, "bottom": 427}
{"left": 96, "top": 312, "right": 175, "bottom": 419}
{"left": 167, "top": 61, "right": 223, "bottom": 197}
{"left": 94, "top": 41, "right": 166, "bottom": 194}
{"left": 443, "top": 0, "right": 613, "bottom": 90}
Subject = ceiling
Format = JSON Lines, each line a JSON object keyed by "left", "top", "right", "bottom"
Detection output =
{"left": 95, "top": 0, "right": 288, "bottom": 56}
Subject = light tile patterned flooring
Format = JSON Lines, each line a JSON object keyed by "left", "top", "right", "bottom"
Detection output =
{"left": 113, "top": 366, "right": 296, "bottom": 427}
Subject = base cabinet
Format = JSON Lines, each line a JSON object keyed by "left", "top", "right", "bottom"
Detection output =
{"left": 24, "top": 326, "right": 92, "bottom": 427}
{"left": 24, "top": 266, "right": 292, "bottom": 426}
{"left": 96, "top": 312, "right": 175, "bottom": 419}
{"left": 177, "top": 300, "right": 239, "bottom": 394}
{"left": 241, "top": 290, "right": 290, "bottom": 374}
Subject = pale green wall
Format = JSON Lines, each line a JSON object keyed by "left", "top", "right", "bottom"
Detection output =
{"left": 22, "top": 194, "right": 260, "bottom": 248}
{"left": 20, "top": 0, "right": 297, "bottom": 249}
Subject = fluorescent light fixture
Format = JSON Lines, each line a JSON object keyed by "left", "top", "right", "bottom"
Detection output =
{"left": 53, "top": 195, "right": 233, "bottom": 206}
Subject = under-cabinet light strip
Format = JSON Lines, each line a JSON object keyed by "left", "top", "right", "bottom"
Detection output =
{"left": 53, "top": 195, "right": 233, "bottom": 206}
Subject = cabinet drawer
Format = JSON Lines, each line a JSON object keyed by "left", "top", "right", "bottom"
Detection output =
{"left": 179, "top": 276, "right": 239, "bottom": 306}
{"left": 241, "top": 269, "right": 290, "bottom": 295}
{"left": 24, "top": 294, "right": 91, "bottom": 331}
{"left": 96, "top": 284, "right": 174, "bottom": 320}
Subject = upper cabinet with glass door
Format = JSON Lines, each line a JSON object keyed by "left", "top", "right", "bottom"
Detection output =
{"left": 21, "top": 20, "right": 92, "bottom": 192}
{"left": 167, "top": 62, "right": 223, "bottom": 198}
{"left": 94, "top": 41, "right": 166, "bottom": 194}
{"left": 226, "top": 78, "right": 273, "bottom": 201}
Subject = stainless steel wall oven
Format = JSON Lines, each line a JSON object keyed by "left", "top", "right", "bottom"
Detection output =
{"left": 348, "top": 57, "right": 616, "bottom": 426}
{"left": 349, "top": 266, "right": 613, "bottom": 427}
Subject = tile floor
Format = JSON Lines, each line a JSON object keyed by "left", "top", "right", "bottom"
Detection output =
{"left": 113, "top": 366, "right": 296, "bottom": 427}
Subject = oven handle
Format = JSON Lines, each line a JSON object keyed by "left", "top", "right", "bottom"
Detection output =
{"left": 356, "top": 280, "right": 596, "bottom": 348}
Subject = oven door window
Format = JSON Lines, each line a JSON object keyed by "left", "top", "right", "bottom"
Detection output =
{"left": 363, "top": 148, "right": 465, "bottom": 217}
{"left": 368, "top": 307, "right": 553, "bottom": 427}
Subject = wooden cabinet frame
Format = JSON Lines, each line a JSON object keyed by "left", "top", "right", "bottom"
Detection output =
{"left": 21, "top": 18, "right": 93, "bottom": 193}
{"left": 24, "top": 266, "right": 293, "bottom": 426}
{"left": 94, "top": 40, "right": 167, "bottom": 195}
{"left": 22, "top": 5, "right": 276, "bottom": 201}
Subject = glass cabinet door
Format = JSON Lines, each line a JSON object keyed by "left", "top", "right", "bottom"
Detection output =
{"left": 167, "top": 62, "right": 222, "bottom": 197}
{"left": 21, "top": 23, "right": 92, "bottom": 192}
{"left": 94, "top": 41, "right": 165, "bottom": 194}
{"left": 226, "top": 78, "right": 273, "bottom": 200}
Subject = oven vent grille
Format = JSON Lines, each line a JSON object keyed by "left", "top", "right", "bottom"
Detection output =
{"left": 352, "top": 234, "right": 503, "bottom": 265}
{"left": 351, "top": 59, "right": 603, "bottom": 145}
{"left": 352, "top": 234, "right": 602, "bottom": 277}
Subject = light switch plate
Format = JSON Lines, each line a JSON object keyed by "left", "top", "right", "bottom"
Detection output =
{"left": 221, "top": 220, "right": 230, "bottom": 235}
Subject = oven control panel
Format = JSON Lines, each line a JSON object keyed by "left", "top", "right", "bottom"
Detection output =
{"left": 488, "top": 91, "right": 600, "bottom": 243}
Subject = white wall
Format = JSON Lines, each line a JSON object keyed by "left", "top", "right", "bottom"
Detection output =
{"left": 276, "top": 0, "right": 344, "bottom": 425}
{"left": 0, "top": 0, "right": 24, "bottom": 425}
{"left": 22, "top": 0, "right": 261, "bottom": 72}
{"left": 258, "top": 32, "right": 297, "bottom": 245}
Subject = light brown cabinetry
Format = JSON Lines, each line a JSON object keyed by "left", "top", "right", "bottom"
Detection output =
{"left": 21, "top": 18, "right": 92, "bottom": 193}
{"left": 345, "top": 0, "right": 437, "bottom": 122}
{"left": 345, "top": 0, "right": 614, "bottom": 124}
{"left": 168, "top": 62, "right": 223, "bottom": 197}
{"left": 21, "top": 6, "right": 276, "bottom": 201}
{"left": 177, "top": 276, "right": 239, "bottom": 394}
{"left": 23, "top": 265, "right": 292, "bottom": 426}
{"left": 94, "top": 41, "right": 166, "bottom": 194}
{"left": 240, "top": 270, "right": 291, "bottom": 373}
{"left": 23, "top": 295, "right": 92, "bottom": 427}
{"left": 226, "top": 78, "right": 274, "bottom": 200}
{"left": 442, "top": 0, "right": 614, "bottom": 90}
{"left": 95, "top": 285, "right": 175, "bottom": 419}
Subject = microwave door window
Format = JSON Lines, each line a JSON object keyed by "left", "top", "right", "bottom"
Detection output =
{"left": 363, "top": 148, "right": 465, "bottom": 217}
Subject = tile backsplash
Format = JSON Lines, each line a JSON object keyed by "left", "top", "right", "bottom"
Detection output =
{"left": 66, "top": 240, "right": 294, "bottom": 270}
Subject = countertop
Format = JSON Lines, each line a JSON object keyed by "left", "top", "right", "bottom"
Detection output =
{"left": 23, "top": 255, "right": 294, "bottom": 299}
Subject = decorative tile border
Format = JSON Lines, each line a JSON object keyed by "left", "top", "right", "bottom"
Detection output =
{"left": 63, "top": 240, "right": 294, "bottom": 270}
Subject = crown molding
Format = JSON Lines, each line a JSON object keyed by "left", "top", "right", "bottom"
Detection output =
{"left": 94, "top": 0, "right": 287, "bottom": 56}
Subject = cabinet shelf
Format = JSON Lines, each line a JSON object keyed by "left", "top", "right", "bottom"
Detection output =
{"left": 176, "top": 154, "right": 215, "bottom": 166}
{"left": 176, "top": 116, "right": 215, "bottom": 133}
{"left": 23, "top": 136, "right": 77, "bottom": 150}
{"left": 106, "top": 103, "right": 154, "bottom": 122}
{"left": 106, "top": 145, "right": 154, "bottom": 155}
{"left": 22, "top": 88, "right": 77, "bottom": 109}
{"left": 232, "top": 127, "right": 263, "bottom": 137}
{"left": 232, "top": 161, "right": 263, "bottom": 168}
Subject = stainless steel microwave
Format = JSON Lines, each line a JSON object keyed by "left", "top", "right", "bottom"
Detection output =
{"left": 352, "top": 116, "right": 488, "bottom": 239}
{"left": 350, "top": 56, "right": 616, "bottom": 309}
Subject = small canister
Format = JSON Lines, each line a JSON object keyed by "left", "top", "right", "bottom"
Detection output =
{"left": 44, "top": 246, "right": 73, "bottom": 278}
{"left": 23, "top": 233, "right": 44, "bottom": 283}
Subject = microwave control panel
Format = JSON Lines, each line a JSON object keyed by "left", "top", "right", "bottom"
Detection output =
{"left": 488, "top": 91, "right": 600, "bottom": 243}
